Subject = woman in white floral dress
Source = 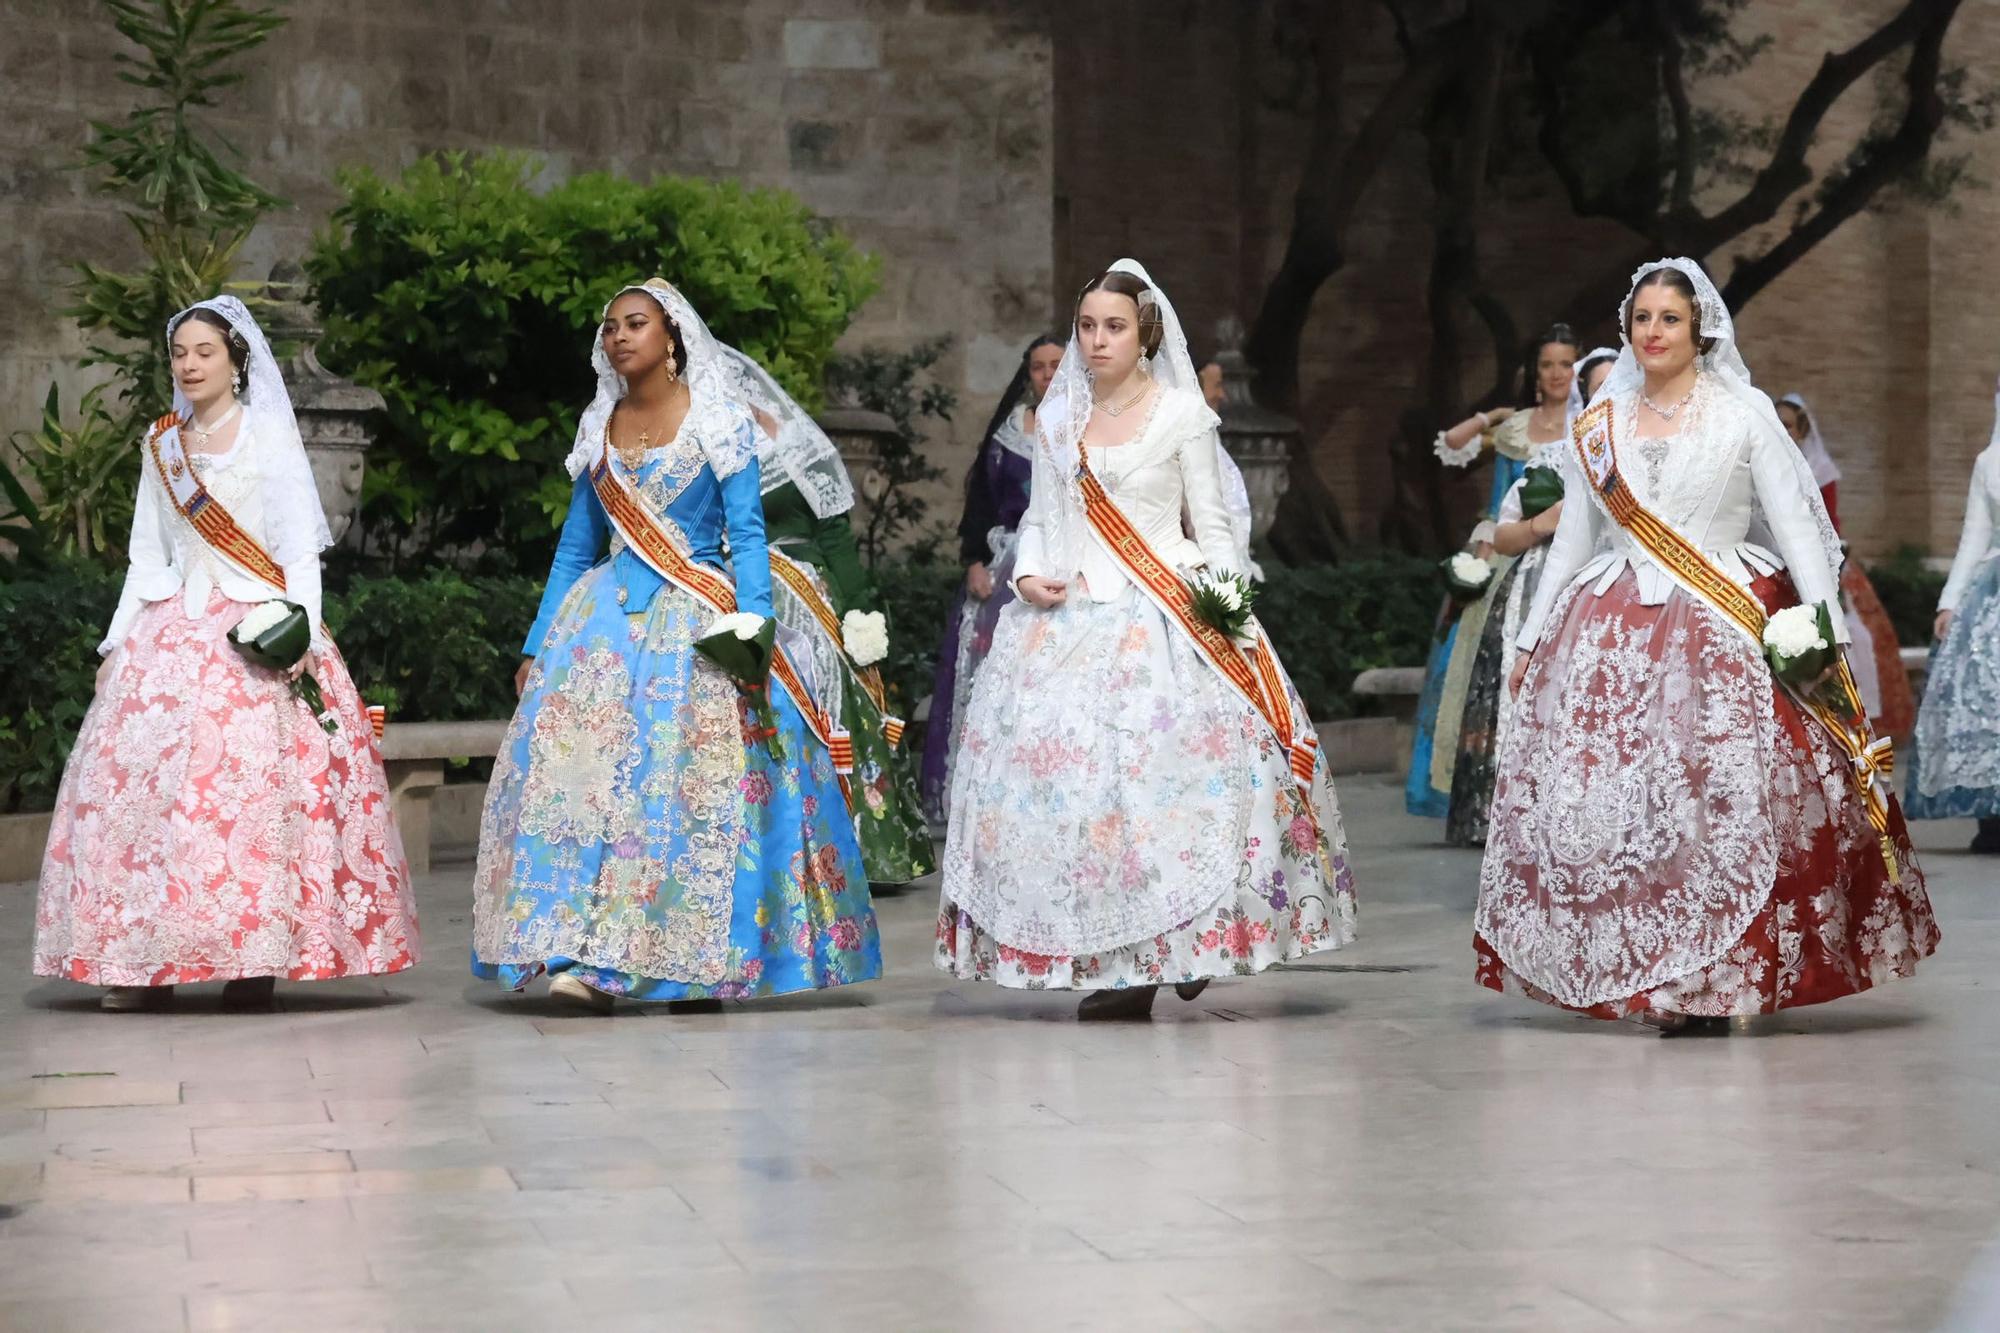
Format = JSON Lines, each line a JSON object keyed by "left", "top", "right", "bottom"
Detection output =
{"left": 936, "top": 259, "right": 1356, "bottom": 1019}
{"left": 35, "top": 298, "right": 419, "bottom": 1011}
{"left": 1476, "top": 260, "right": 1936, "bottom": 1032}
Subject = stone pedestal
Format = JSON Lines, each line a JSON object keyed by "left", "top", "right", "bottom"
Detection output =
{"left": 261, "top": 263, "right": 384, "bottom": 544}
{"left": 1209, "top": 316, "right": 1300, "bottom": 546}
{"left": 815, "top": 404, "right": 898, "bottom": 534}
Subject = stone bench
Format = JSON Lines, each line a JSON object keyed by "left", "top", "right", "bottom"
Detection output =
{"left": 378, "top": 719, "right": 511, "bottom": 875}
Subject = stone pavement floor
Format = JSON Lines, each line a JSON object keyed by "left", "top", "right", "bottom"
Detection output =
{"left": 1, "top": 777, "right": 1996, "bottom": 1332}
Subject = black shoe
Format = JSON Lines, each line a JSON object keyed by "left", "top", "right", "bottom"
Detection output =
{"left": 1971, "top": 818, "right": 2000, "bottom": 854}
{"left": 1173, "top": 979, "right": 1211, "bottom": 1003}
{"left": 1077, "top": 986, "right": 1158, "bottom": 1020}
{"left": 221, "top": 977, "right": 277, "bottom": 1009}
{"left": 667, "top": 998, "right": 724, "bottom": 1015}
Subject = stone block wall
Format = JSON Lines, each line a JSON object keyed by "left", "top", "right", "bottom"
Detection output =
{"left": 0, "top": 0, "right": 1052, "bottom": 507}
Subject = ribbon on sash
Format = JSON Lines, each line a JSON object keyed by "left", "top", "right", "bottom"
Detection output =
{"left": 768, "top": 551, "right": 905, "bottom": 748}
{"left": 149, "top": 413, "right": 288, "bottom": 595}
{"left": 1569, "top": 399, "right": 1902, "bottom": 884}
{"left": 1073, "top": 457, "right": 1322, "bottom": 812}
{"left": 588, "top": 450, "right": 854, "bottom": 804}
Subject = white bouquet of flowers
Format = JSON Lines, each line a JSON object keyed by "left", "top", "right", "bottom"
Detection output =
{"left": 1187, "top": 570, "right": 1257, "bottom": 645}
{"left": 1441, "top": 551, "right": 1493, "bottom": 602}
{"left": 1761, "top": 602, "right": 1835, "bottom": 687}
{"left": 840, "top": 609, "right": 890, "bottom": 667}
{"left": 696, "top": 611, "right": 780, "bottom": 757}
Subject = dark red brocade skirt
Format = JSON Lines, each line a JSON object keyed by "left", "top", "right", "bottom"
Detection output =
{"left": 1473, "top": 567, "right": 1937, "bottom": 1020}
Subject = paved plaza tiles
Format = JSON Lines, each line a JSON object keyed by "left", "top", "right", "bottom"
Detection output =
{"left": 1, "top": 778, "right": 1995, "bottom": 1331}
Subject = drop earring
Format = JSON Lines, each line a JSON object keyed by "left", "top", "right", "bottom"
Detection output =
{"left": 232, "top": 371, "right": 242, "bottom": 393}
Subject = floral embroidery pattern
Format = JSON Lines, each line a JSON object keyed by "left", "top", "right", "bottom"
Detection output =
{"left": 36, "top": 592, "right": 419, "bottom": 985}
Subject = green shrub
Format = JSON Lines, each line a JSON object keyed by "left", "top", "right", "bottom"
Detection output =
{"left": 873, "top": 556, "right": 962, "bottom": 718}
{"left": 1865, "top": 544, "right": 1945, "bottom": 647}
{"left": 0, "top": 560, "right": 123, "bottom": 813}
{"left": 1256, "top": 556, "right": 1441, "bottom": 718}
{"left": 306, "top": 152, "right": 879, "bottom": 573}
{"left": 324, "top": 572, "right": 543, "bottom": 723}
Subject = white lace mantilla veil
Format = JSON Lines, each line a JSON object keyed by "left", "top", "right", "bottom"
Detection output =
{"left": 562, "top": 279, "right": 756, "bottom": 482}
{"left": 1777, "top": 392, "right": 1842, "bottom": 488}
{"left": 167, "top": 296, "right": 333, "bottom": 564}
{"left": 1036, "top": 257, "right": 1258, "bottom": 577}
{"left": 718, "top": 346, "right": 856, "bottom": 519}
{"left": 1584, "top": 257, "right": 1845, "bottom": 586}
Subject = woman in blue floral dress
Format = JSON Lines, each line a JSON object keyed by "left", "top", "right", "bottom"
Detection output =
{"left": 471, "top": 280, "right": 881, "bottom": 1011}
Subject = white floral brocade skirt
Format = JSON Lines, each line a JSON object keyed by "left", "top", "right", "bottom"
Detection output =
{"left": 936, "top": 589, "right": 1355, "bottom": 990}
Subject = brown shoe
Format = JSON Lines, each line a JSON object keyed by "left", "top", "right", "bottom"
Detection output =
{"left": 101, "top": 985, "right": 172, "bottom": 1012}
{"left": 1077, "top": 986, "right": 1158, "bottom": 1020}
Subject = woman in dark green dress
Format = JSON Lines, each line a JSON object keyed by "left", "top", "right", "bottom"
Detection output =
{"left": 724, "top": 351, "right": 936, "bottom": 886}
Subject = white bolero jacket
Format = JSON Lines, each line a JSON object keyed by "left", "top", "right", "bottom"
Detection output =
{"left": 1938, "top": 447, "right": 2000, "bottom": 612}
{"left": 100, "top": 420, "right": 328, "bottom": 656}
{"left": 1012, "top": 388, "right": 1241, "bottom": 602}
{"left": 1518, "top": 382, "right": 1846, "bottom": 651}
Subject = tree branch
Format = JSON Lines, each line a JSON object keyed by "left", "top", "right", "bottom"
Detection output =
{"left": 1692, "top": 0, "right": 1940, "bottom": 248}
{"left": 1652, "top": 0, "right": 1697, "bottom": 218}
{"left": 1721, "top": 0, "right": 1964, "bottom": 308}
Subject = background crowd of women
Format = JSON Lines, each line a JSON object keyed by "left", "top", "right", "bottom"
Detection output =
{"left": 30, "top": 253, "right": 1999, "bottom": 1034}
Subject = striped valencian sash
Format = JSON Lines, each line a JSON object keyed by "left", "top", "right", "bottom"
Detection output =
{"left": 1074, "top": 457, "right": 1321, "bottom": 801}
{"left": 768, "top": 550, "right": 904, "bottom": 747}
{"left": 149, "top": 413, "right": 287, "bottom": 595}
{"left": 588, "top": 450, "right": 855, "bottom": 799}
{"left": 1569, "top": 399, "right": 1900, "bottom": 881}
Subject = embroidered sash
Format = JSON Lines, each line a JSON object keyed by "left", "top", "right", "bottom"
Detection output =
{"left": 769, "top": 551, "right": 905, "bottom": 748}
{"left": 1074, "top": 457, "right": 1320, "bottom": 794}
{"left": 588, "top": 450, "right": 855, "bottom": 795}
{"left": 1569, "top": 400, "right": 1901, "bottom": 881}
{"left": 148, "top": 413, "right": 287, "bottom": 594}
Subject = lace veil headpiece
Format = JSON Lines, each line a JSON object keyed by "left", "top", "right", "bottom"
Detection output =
{"left": 167, "top": 296, "right": 332, "bottom": 564}
{"left": 1776, "top": 392, "right": 1841, "bottom": 488}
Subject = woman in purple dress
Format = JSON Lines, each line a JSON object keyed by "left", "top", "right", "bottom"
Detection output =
{"left": 919, "top": 335, "right": 1062, "bottom": 823}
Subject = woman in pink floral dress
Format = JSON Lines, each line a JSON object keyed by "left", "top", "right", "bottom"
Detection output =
{"left": 34, "top": 298, "right": 420, "bottom": 1011}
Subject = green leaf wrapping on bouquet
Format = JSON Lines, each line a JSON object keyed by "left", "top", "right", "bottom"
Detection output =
{"left": 1518, "top": 465, "right": 1564, "bottom": 519}
{"left": 1762, "top": 600, "right": 1838, "bottom": 688}
{"left": 694, "top": 615, "right": 776, "bottom": 685}
{"left": 1440, "top": 554, "right": 1493, "bottom": 603}
{"left": 228, "top": 603, "right": 312, "bottom": 670}
{"left": 697, "top": 616, "right": 783, "bottom": 760}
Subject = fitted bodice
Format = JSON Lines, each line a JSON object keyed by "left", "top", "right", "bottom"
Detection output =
{"left": 100, "top": 418, "right": 329, "bottom": 655}
{"left": 1518, "top": 377, "right": 1844, "bottom": 649}
{"left": 1012, "top": 388, "right": 1239, "bottom": 604}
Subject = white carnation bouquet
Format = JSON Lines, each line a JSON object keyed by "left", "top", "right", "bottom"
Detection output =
{"left": 1187, "top": 570, "right": 1257, "bottom": 645}
{"left": 1441, "top": 551, "right": 1493, "bottom": 602}
{"left": 1761, "top": 602, "right": 1836, "bottom": 687}
{"left": 840, "top": 609, "right": 889, "bottom": 667}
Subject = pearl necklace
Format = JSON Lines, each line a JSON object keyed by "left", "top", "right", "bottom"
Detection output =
{"left": 1641, "top": 377, "right": 1698, "bottom": 421}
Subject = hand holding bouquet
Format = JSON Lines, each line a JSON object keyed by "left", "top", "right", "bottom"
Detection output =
{"left": 1188, "top": 570, "right": 1258, "bottom": 646}
{"left": 698, "top": 612, "right": 782, "bottom": 758}
{"left": 230, "top": 601, "right": 337, "bottom": 734}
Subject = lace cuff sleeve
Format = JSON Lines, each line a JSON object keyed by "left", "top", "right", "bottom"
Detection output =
{"left": 1434, "top": 430, "right": 1482, "bottom": 469}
